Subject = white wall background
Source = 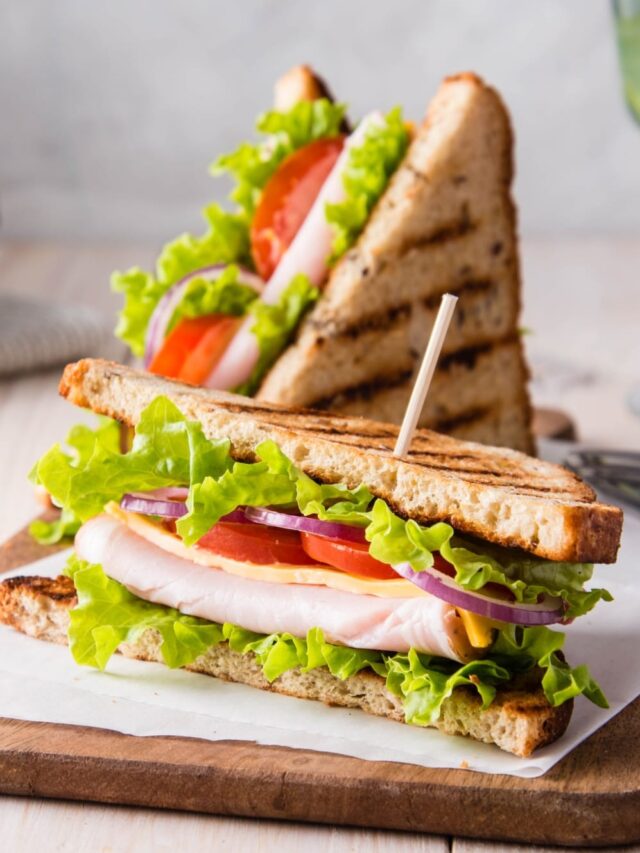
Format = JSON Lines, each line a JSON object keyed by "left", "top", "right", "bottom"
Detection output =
{"left": 2, "top": 0, "right": 639, "bottom": 241}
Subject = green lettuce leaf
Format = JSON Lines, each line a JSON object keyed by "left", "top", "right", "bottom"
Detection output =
{"left": 29, "top": 507, "right": 81, "bottom": 546}
{"left": 165, "top": 264, "right": 258, "bottom": 334}
{"left": 31, "top": 397, "right": 232, "bottom": 525}
{"left": 177, "top": 437, "right": 371, "bottom": 546}
{"left": 61, "top": 557, "right": 607, "bottom": 720}
{"left": 32, "top": 397, "right": 611, "bottom": 619}
{"left": 325, "top": 107, "right": 409, "bottom": 262}
{"left": 63, "top": 554, "right": 223, "bottom": 669}
{"left": 365, "top": 499, "right": 612, "bottom": 619}
{"left": 234, "top": 274, "right": 319, "bottom": 396}
{"left": 256, "top": 439, "right": 373, "bottom": 524}
{"left": 491, "top": 624, "right": 609, "bottom": 708}
{"left": 112, "top": 205, "right": 251, "bottom": 357}
{"left": 156, "top": 204, "right": 251, "bottom": 284}
{"left": 29, "top": 417, "right": 122, "bottom": 544}
{"left": 212, "top": 99, "right": 347, "bottom": 219}
{"left": 381, "top": 649, "right": 510, "bottom": 726}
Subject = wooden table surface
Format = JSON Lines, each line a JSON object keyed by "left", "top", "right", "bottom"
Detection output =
{"left": 0, "top": 238, "right": 639, "bottom": 852}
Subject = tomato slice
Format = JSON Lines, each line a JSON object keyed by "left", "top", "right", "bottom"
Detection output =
{"left": 251, "top": 136, "right": 344, "bottom": 279}
{"left": 148, "top": 315, "right": 240, "bottom": 383}
{"left": 148, "top": 315, "right": 216, "bottom": 379}
{"left": 300, "top": 533, "right": 399, "bottom": 580}
{"left": 178, "top": 315, "right": 240, "bottom": 385}
{"left": 198, "top": 521, "right": 319, "bottom": 565}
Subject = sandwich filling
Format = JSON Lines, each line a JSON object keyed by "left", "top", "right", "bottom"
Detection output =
{"left": 29, "top": 396, "right": 611, "bottom": 728}
{"left": 112, "top": 97, "right": 409, "bottom": 393}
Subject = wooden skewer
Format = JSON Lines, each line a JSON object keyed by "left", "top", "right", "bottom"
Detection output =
{"left": 393, "top": 294, "right": 458, "bottom": 458}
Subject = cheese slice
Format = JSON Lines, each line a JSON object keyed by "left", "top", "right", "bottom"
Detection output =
{"left": 105, "top": 503, "right": 426, "bottom": 599}
{"left": 104, "top": 503, "right": 498, "bottom": 649}
{"left": 458, "top": 608, "right": 501, "bottom": 649}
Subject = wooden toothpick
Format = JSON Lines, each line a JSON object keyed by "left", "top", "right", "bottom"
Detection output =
{"left": 393, "top": 293, "right": 458, "bottom": 458}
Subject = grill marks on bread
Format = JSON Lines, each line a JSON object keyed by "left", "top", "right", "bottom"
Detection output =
{"left": 264, "top": 340, "right": 531, "bottom": 453}
{"left": 59, "top": 359, "right": 622, "bottom": 563}
{"left": 257, "top": 73, "right": 532, "bottom": 453}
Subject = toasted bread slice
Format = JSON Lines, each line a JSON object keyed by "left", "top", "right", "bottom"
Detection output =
{"left": 274, "top": 65, "right": 339, "bottom": 113}
{"left": 59, "top": 359, "right": 622, "bottom": 563}
{"left": 307, "top": 339, "right": 530, "bottom": 441}
{"left": 444, "top": 396, "right": 534, "bottom": 453}
{"left": 0, "top": 575, "right": 573, "bottom": 757}
{"left": 259, "top": 73, "right": 532, "bottom": 453}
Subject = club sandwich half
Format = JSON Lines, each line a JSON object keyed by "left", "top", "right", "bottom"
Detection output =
{"left": 0, "top": 360, "right": 623, "bottom": 756}
{"left": 112, "top": 66, "right": 532, "bottom": 452}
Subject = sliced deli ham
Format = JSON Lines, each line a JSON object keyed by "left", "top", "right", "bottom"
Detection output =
{"left": 75, "top": 514, "right": 476, "bottom": 662}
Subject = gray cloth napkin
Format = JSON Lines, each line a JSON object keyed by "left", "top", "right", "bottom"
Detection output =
{"left": 0, "top": 294, "right": 124, "bottom": 377}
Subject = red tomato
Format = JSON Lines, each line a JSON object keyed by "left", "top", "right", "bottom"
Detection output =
{"left": 251, "top": 136, "right": 344, "bottom": 279}
{"left": 148, "top": 315, "right": 216, "bottom": 379}
{"left": 432, "top": 554, "right": 456, "bottom": 578}
{"left": 178, "top": 315, "right": 240, "bottom": 385}
{"left": 198, "top": 522, "right": 319, "bottom": 565}
{"left": 300, "top": 533, "right": 400, "bottom": 580}
{"left": 148, "top": 315, "right": 239, "bottom": 384}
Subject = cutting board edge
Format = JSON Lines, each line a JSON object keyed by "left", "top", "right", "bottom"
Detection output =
{"left": 1, "top": 519, "right": 639, "bottom": 847}
{"left": 0, "top": 719, "right": 639, "bottom": 847}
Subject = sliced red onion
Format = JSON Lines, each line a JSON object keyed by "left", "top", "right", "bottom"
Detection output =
{"left": 121, "top": 492, "right": 187, "bottom": 518}
{"left": 144, "top": 264, "right": 263, "bottom": 368}
{"left": 219, "top": 509, "right": 251, "bottom": 524}
{"left": 204, "top": 113, "right": 385, "bottom": 391}
{"left": 140, "top": 487, "right": 189, "bottom": 500}
{"left": 392, "top": 562, "right": 564, "bottom": 626}
{"left": 120, "top": 492, "right": 247, "bottom": 525}
{"left": 244, "top": 506, "right": 367, "bottom": 543}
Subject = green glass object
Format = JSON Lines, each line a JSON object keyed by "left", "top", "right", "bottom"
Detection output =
{"left": 614, "top": 0, "right": 640, "bottom": 122}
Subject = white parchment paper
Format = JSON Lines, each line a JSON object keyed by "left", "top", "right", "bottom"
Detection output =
{"left": 1, "top": 506, "right": 638, "bottom": 777}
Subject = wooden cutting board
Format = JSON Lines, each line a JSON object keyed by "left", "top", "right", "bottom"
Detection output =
{"left": 0, "top": 522, "right": 638, "bottom": 848}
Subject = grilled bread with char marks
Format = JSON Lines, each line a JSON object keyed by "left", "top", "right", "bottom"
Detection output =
{"left": 259, "top": 72, "right": 533, "bottom": 452}
{"left": 59, "top": 359, "right": 622, "bottom": 563}
{"left": 0, "top": 574, "right": 573, "bottom": 757}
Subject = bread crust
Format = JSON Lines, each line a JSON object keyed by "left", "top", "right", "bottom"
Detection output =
{"left": 59, "top": 359, "right": 622, "bottom": 563}
{"left": 0, "top": 575, "right": 573, "bottom": 758}
{"left": 259, "top": 72, "right": 533, "bottom": 454}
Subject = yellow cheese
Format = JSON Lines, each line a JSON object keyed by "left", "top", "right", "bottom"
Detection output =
{"left": 458, "top": 608, "right": 499, "bottom": 649}
{"left": 105, "top": 502, "right": 426, "bottom": 599}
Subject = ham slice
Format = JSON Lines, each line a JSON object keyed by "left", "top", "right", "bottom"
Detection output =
{"left": 75, "top": 514, "right": 475, "bottom": 662}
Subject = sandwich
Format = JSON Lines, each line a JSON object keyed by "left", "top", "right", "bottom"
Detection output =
{"left": 0, "top": 359, "right": 623, "bottom": 756}
{"left": 112, "top": 66, "right": 533, "bottom": 453}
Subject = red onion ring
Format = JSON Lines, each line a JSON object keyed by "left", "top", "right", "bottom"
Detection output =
{"left": 392, "top": 562, "right": 564, "bottom": 625}
{"left": 120, "top": 492, "right": 247, "bottom": 525}
{"left": 121, "top": 493, "right": 187, "bottom": 518}
{"left": 144, "top": 264, "right": 263, "bottom": 368}
{"left": 138, "top": 487, "right": 189, "bottom": 500}
{"left": 244, "top": 506, "right": 367, "bottom": 543}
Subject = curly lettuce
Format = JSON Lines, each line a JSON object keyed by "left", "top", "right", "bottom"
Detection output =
{"left": 164, "top": 265, "right": 258, "bottom": 335}
{"left": 325, "top": 107, "right": 409, "bottom": 262}
{"left": 212, "top": 98, "right": 347, "bottom": 219}
{"left": 234, "top": 274, "right": 319, "bottom": 396}
{"left": 113, "top": 205, "right": 252, "bottom": 357}
{"left": 62, "top": 556, "right": 608, "bottom": 717}
{"left": 32, "top": 397, "right": 611, "bottom": 619}
{"left": 113, "top": 99, "right": 346, "bottom": 360}
{"left": 29, "top": 417, "right": 122, "bottom": 544}
{"left": 31, "top": 398, "right": 232, "bottom": 532}
{"left": 365, "top": 500, "right": 613, "bottom": 619}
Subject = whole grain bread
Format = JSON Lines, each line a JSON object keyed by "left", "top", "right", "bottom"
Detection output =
{"left": 312, "top": 339, "right": 528, "bottom": 429}
{"left": 59, "top": 359, "right": 622, "bottom": 563}
{"left": 260, "top": 72, "right": 533, "bottom": 453}
{"left": 0, "top": 574, "right": 573, "bottom": 757}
